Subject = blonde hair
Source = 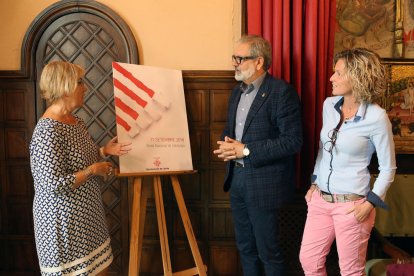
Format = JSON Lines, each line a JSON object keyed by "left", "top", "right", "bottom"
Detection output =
{"left": 39, "top": 61, "right": 85, "bottom": 103}
{"left": 334, "top": 48, "right": 387, "bottom": 103}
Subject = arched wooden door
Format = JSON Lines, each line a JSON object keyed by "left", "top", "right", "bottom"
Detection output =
{"left": 31, "top": 1, "right": 138, "bottom": 274}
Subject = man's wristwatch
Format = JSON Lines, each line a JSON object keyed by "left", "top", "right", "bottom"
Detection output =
{"left": 242, "top": 144, "right": 250, "bottom": 157}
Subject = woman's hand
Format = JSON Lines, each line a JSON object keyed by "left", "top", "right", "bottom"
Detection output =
{"left": 346, "top": 200, "right": 374, "bottom": 222}
{"left": 305, "top": 184, "right": 316, "bottom": 202}
{"left": 74, "top": 161, "right": 114, "bottom": 188}
{"left": 102, "top": 136, "right": 132, "bottom": 157}
{"left": 90, "top": 161, "right": 114, "bottom": 178}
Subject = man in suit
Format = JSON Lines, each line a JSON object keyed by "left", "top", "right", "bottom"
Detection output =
{"left": 213, "top": 35, "right": 303, "bottom": 275}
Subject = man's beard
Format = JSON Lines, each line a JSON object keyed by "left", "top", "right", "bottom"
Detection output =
{"left": 235, "top": 65, "right": 255, "bottom": 82}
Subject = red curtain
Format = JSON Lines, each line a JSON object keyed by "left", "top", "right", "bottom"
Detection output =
{"left": 247, "top": 0, "right": 336, "bottom": 189}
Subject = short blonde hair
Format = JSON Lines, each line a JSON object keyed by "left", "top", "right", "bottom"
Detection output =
{"left": 333, "top": 48, "right": 387, "bottom": 103}
{"left": 39, "top": 61, "right": 85, "bottom": 103}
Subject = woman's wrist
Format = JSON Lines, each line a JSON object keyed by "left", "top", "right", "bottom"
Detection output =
{"left": 99, "top": 147, "right": 108, "bottom": 158}
{"left": 84, "top": 166, "right": 93, "bottom": 179}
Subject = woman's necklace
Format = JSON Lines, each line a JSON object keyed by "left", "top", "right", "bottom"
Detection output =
{"left": 344, "top": 111, "right": 357, "bottom": 120}
{"left": 342, "top": 104, "right": 359, "bottom": 120}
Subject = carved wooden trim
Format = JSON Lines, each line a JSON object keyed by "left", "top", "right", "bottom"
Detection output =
{"left": 182, "top": 70, "right": 235, "bottom": 82}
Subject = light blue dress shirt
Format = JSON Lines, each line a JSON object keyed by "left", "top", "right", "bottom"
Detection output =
{"left": 234, "top": 73, "right": 266, "bottom": 165}
{"left": 312, "top": 96, "right": 396, "bottom": 208}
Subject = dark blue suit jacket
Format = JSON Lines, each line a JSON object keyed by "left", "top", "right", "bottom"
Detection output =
{"left": 222, "top": 73, "right": 303, "bottom": 209}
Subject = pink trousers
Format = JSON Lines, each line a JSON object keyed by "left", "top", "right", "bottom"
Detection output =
{"left": 299, "top": 191, "right": 375, "bottom": 276}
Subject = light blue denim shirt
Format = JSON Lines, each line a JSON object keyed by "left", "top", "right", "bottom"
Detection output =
{"left": 312, "top": 96, "right": 396, "bottom": 209}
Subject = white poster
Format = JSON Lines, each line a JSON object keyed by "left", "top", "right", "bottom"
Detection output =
{"left": 112, "top": 62, "right": 193, "bottom": 173}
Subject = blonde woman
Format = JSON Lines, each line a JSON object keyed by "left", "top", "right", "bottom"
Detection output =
{"left": 300, "top": 48, "right": 396, "bottom": 275}
{"left": 30, "top": 61, "right": 131, "bottom": 275}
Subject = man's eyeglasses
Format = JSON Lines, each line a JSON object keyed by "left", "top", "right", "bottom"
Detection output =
{"left": 232, "top": 55, "right": 257, "bottom": 65}
{"left": 323, "top": 128, "right": 339, "bottom": 153}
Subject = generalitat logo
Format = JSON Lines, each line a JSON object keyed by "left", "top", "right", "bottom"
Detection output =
{"left": 153, "top": 157, "right": 161, "bottom": 168}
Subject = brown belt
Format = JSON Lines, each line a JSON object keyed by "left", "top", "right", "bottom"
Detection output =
{"left": 315, "top": 186, "right": 363, "bottom": 203}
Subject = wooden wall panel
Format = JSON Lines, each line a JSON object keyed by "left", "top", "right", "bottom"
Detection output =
{"left": 179, "top": 171, "right": 203, "bottom": 201}
{"left": 209, "top": 209, "right": 235, "bottom": 240}
{"left": 173, "top": 244, "right": 204, "bottom": 272}
{"left": 140, "top": 243, "right": 163, "bottom": 274}
{"left": 174, "top": 207, "right": 203, "bottom": 240}
{"left": 189, "top": 130, "right": 204, "bottom": 165}
{"left": 210, "top": 169, "right": 228, "bottom": 202}
{"left": 209, "top": 245, "right": 241, "bottom": 275}
{"left": 0, "top": 81, "right": 37, "bottom": 274}
{"left": 5, "top": 129, "right": 29, "bottom": 159}
{"left": 210, "top": 90, "right": 231, "bottom": 123}
{"left": 4, "top": 91, "right": 25, "bottom": 122}
{"left": 185, "top": 90, "right": 207, "bottom": 124}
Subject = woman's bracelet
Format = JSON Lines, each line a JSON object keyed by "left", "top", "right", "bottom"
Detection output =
{"left": 99, "top": 147, "right": 108, "bottom": 159}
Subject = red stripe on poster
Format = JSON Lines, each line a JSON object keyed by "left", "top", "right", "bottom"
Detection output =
{"left": 113, "top": 78, "right": 148, "bottom": 108}
{"left": 116, "top": 114, "right": 131, "bottom": 131}
{"left": 114, "top": 96, "right": 139, "bottom": 120}
{"left": 112, "top": 62, "right": 155, "bottom": 98}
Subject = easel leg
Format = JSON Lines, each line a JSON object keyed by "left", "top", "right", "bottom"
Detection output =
{"left": 170, "top": 175, "right": 207, "bottom": 276}
{"left": 154, "top": 175, "right": 173, "bottom": 276}
{"left": 129, "top": 177, "right": 149, "bottom": 276}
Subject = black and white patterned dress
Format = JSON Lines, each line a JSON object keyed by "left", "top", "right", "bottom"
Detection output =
{"left": 30, "top": 116, "right": 113, "bottom": 275}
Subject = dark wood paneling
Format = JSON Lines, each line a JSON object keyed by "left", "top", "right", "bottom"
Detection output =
{"left": 210, "top": 245, "right": 241, "bottom": 275}
{"left": 0, "top": 81, "right": 37, "bottom": 274}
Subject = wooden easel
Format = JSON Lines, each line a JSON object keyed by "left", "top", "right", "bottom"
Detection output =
{"left": 118, "top": 170, "right": 207, "bottom": 276}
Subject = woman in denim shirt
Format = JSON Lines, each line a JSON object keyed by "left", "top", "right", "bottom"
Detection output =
{"left": 300, "top": 48, "right": 396, "bottom": 275}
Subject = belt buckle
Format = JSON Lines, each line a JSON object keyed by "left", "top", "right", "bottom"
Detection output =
{"left": 344, "top": 194, "right": 363, "bottom": 202}
{"left": 336, "top": 194, "right": 347, "bottom": 203}
{"left": 322, "top": 193, "right": 335, "bottom": 203}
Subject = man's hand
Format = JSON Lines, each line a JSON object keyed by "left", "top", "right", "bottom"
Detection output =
{"left": 213, "top": 136, "right": 245, "bottom": 161}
